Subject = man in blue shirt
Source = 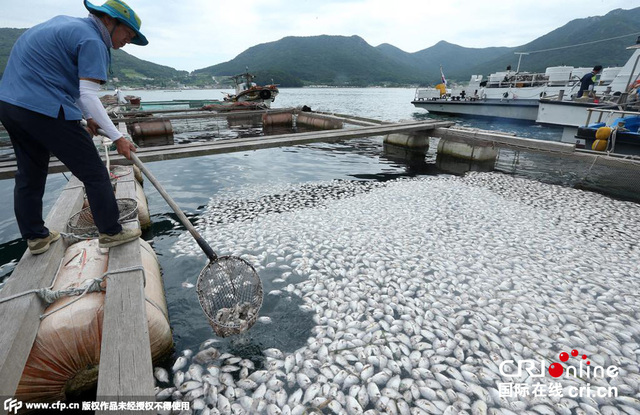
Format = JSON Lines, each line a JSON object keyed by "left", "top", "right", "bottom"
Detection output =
{"left": 577, "top": 65, "right": 603, "bottom": 98}
{"left": 0, "top": 0, "right": 147, "bottom": 254}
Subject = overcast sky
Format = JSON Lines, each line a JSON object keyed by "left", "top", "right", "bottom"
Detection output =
{"left": 2, "top": 0, "right": 639, "bottom": 72}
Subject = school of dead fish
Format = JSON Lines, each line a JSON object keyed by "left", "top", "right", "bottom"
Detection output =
{"left": 160, "top": 172, "right": 640, "bottom": 415}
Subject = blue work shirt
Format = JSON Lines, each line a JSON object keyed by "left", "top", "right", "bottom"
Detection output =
{"left": 0, "top": 16, "right": 109, "bottom": 120}
{"left": 577, "top": 71, "right": 597, "bottom": 98}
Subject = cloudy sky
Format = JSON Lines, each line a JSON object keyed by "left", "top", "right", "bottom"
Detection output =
{"left": 1, "top": 0, "right": 639, "bottom": 72}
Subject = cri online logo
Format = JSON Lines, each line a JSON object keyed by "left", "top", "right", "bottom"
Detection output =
{"left": 4, "top": 398, "right": 23, "bottom": 415}
{"left": 500, "top": 348, "right": 619, "bottom": 379}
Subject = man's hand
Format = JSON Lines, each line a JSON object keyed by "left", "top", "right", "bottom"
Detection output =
{"left": 115, "top": 137, "right": 137, "bottom": 160}
{"left": 85, "top": 119, "right": 100, "bottom": 136}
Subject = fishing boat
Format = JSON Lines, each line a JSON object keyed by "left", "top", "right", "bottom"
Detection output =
{"left": 576, "top": 110, "right": 640, "bottom": 155}
{"left": 536, "top": 43, "right": 640, "bottom": 128}
{"left": 532, "top": 39, "right": 640, "bottom": 151}
{"left": 412, "top": 51, "right": 627, "bottom": 121}
{"left": 223, "top": 71, "right": 279, "bottom": 108}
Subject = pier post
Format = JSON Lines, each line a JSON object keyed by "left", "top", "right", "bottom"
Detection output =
{"left": 296, "top": 113, "right": 343, "bottom": 129}
{"left": 437, "top": 137, "right": 498, "bottom": 162}
{"left": 383, "top": 131, "right": 430, "bottom": 152}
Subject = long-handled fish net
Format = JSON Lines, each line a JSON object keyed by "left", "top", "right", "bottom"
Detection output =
{"left": 130, "top": 153, "right": 263, "bottom": 337}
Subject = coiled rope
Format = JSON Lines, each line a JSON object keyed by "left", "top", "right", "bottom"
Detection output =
{"left": 0, "top": 264, "right": 146, "bottom": 320}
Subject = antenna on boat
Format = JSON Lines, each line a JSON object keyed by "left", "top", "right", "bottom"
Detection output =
{"left": 514, "top": 52, "right": 529, "bottom": 72}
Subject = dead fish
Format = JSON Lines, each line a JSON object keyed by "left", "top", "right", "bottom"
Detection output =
{"left": 172, "top": 356, "right": 188, "bottom": 372}
{"left": 179, "top": 380, "right": 202, "bottom": 393}
{"left": 154, "top": 367, "right": 169, "bottom": 384}
{"left": 155, "top": 387, "right": 175, "bottom": 401}
{"left": 193, "top": 347, "right": 220, "bottom": 365}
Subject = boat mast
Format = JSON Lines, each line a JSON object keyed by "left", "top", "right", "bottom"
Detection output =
{"left": 514, "top": 52, "right": 529, "bottom": 72}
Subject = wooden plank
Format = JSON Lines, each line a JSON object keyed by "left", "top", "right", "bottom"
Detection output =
{"left": 0, "top": 119, "right": 441, "bottom": 170}
{"left": 432, "top": 127, "right": 576, "bottom": 154}
{"left": 128, "top": 120, "right": 455, "bottom": 162}
{"left": 0, "top": 177, "right": 85, "bottom": 403}
{"left": 112, "top": 107, "right": 295, "bottom": 123}
{"left": 314, "top": 111, "right": 388, "bottom": 126}
{"left": 96, "top": 171, "right": 154, "bottom": 413}
{"left": 0, "top": 120, "right": 453, "bottom": 178}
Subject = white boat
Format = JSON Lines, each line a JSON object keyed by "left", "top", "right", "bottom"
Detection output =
{"left": 412, "top": 54, "right": 626, "bottom": 121}
{"left": 536, "top": 47, "right": 640, "bottom": 128}
{"left": 534, "top": 40, "right": 640, "bottom": 148}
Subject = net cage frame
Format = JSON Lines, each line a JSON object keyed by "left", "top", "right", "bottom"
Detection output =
{"left": 66, "top": 198, "right": 139, "bottom": 238}
{"left": 196, "top": 256, "right": 264, "bottom": 337}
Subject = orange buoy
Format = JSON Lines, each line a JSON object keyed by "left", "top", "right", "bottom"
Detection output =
{"left": 592, "top": 127, "right": 611, "bottom": 151}
{"left": 16, "top": 239, "right": 172, "bottom": 403}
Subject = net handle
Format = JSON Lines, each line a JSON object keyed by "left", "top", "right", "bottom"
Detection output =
{"left": 130, "top": 152, "right": 218, "bottom": 262}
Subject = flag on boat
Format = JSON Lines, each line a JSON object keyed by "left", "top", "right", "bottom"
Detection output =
{"left": 440, "top": 65, "right": 447, "bottom": 87}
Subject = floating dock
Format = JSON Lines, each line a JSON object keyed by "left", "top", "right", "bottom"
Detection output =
{"left": 0, "top": 105, "right": 638, "bottom": 413}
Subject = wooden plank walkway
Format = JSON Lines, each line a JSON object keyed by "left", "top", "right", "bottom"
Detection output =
{"left": 0, "top": 121, "right": 152, "bottom": 412}
{"left": 432, "top": 127, "right": 576, "bottom": 153}
{"left": 96, "top": 168, "right": 154, "bottom": 414}
{"left": 112, "top": 107, "right": 295, "bottom": 123}
{"left": 0, "top": 119, "right": 453, "bottom": 178}
{"left": 0, "top": 177, "right": 85, "bottom": 406}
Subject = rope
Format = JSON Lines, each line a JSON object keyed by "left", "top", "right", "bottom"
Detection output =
{"left": 38, "top": 278, "right": 103, "bottom": 304}
{"left": 580, "top": 154, "right": 601, "bottom": 185}
{"left": 0, "top": 260, "right": 145, "bottom": 316}
{"left": 608, "top": 127, "right": 618, "bottom": 154}
{"left": 40, "top": 265, "right": 146, "bottom": 320}
{"left": 516, "top": 32, "right": 640, "bottom": 54}
{"left": 0, "top": 258, "right": 65, "bottom": 305}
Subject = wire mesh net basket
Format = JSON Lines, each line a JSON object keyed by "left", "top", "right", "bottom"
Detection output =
{"left": 196, "top": 256, "right": 263, "bottom": 337}
{"left": 66, "top": 198, "right": 139, "bottom": 240}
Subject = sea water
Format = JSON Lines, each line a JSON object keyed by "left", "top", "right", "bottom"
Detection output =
{"left": 0, "top": 88, "right": 638, "bottom": 412}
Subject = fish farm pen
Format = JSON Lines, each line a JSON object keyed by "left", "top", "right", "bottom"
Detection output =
{"left": 0, "top": 102, "right": 638, "bottom": 415}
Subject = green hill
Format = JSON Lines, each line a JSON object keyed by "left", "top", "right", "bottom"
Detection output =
{"left": 199, "top": 7, "right": 640, "bottom": 86}
{"left": 2, "top": 6, "right": 640, "bottom": 87}
{"left": 0, "top": 27, "right": 191, "bottom": 88}
{"left": 194, "top": 35, "right": 423, "bottom": 86}
{"left": 0, "top": 28, "right": 26, "bottom": 77}
{"left": 109, "top": 49, "right": 189, "bottom": 87}
{"left": 410, "top": 41, "right": 514, "bottom": 83}
{"left": 467, "top": 8, "right": 640, "bottom": 77}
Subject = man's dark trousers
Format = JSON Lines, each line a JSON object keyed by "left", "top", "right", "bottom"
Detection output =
{"left": 0, "top": 100, "right": 122, "bottom": 240}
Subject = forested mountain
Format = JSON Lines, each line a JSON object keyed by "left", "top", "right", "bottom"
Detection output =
{"left": 0, "top": 28, "right": 25, "bottom": 77}
{"left": 2, "top": 7, "right": 640, "bottom": 87}
{"left": 468, "top": 7, "right": 640, "bottom": 76}
{"left": 0, "top": 28, "right": 189, "bottom": 87}
{"left": 195, "top": 7, "right": 640, "bottom": 86}
{"left": 193, "top": 35, "right": 424, "bottom": 86}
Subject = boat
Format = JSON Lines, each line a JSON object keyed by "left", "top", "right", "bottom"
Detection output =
{"left": 412, "top": 51, "right": 627, "bottom": 121}
{"left": 576, "top": 110, "right": 640, "bottom": 155}
{"left": 99, "top": 91, "right": 141, "bottom": 110}
{"left": 533, "top": 39, "right": 640, "bottom": 151}
{"left": 223, "top": 70, "right": 279, "bottom": 108}
{"left": 536, "top": 43, "right": 640, "bottom": 128}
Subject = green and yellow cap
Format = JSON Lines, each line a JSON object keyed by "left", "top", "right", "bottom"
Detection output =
{"left": 84, "top": 0, "right": 148, "bottom": 46}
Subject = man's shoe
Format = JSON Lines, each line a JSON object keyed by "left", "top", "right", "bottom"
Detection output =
{"left": 27, "top": 230, "right": 61, "bottom": 255}
{"left": 99, "top": 228, "right": 142, "bottom": 249}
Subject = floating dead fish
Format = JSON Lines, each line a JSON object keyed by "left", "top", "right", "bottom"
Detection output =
{"left": 164, "top": 174, "right": 640, "bottom": 415}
